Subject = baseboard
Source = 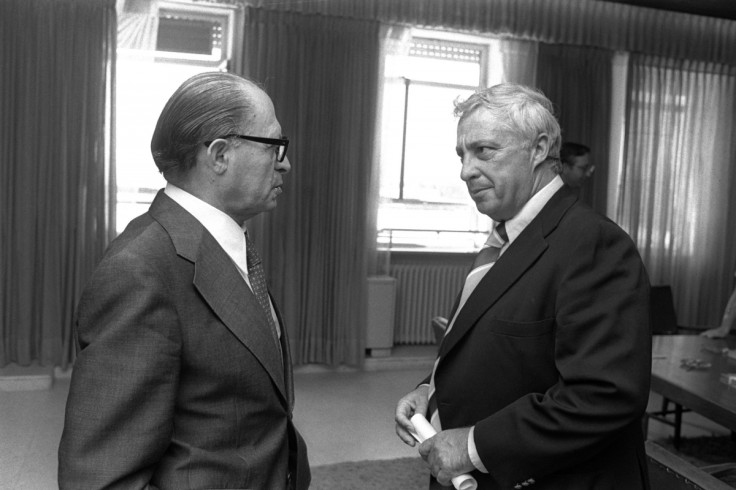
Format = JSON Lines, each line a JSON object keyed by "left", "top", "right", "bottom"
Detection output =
{"left": 0, "top": 364, "right": 54, "bottom": 391}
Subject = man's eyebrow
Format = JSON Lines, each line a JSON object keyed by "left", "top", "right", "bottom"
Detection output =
{"left": 456, "top": 139, "right": 483, "bottom": 155}
{"left": 466, "top": 139, "right": 498, "bottom": 149}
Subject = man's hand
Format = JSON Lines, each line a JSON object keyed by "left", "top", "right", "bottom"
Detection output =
{"left": 418, "top": 427, "right": 475, "bottom": 487}
{"left": 395, "top": 385, "right": 429, "bottom": 446}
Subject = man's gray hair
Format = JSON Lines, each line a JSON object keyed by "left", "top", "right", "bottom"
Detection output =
{"left": 150, "top": 72, "right": 260, "bottom": 180}
{"left": 454, "top": 83, "right": 562, "bottom": 169}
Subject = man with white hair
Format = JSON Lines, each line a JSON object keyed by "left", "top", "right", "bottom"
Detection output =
{"left": 396, "top": 83, "right": 651, "bottom": 489}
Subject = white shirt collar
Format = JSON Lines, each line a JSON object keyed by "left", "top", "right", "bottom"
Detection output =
{"left": 491, "top": 175, "right": 564, "bottom": 247}
{"left": 164, "top": 183, "right": 249, "bottom": 274}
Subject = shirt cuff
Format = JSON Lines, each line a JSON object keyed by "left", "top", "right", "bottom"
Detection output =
{"left": 468, "top": 426, "right": 489, "bottom": 473}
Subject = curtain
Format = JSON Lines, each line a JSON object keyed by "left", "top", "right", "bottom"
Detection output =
{"left": 0, "top": 0, "right": 116, "bottom": 368}
{"left": 536, "top": 44, "right": 613, "bottom": 215}
{"left": 250, "top": 0, "right": 736, "bottom": 66}
{"left": 371, "top": 24, "right": 412, "bottom": 277}
{"left": 500, "top": 38, "right": 537, "bottom": 86}
{"left": 617, "top": 55, "right": 736, "bottom": 326}
{"left": 241, "top": 8, "right": 381, "bottom": 366}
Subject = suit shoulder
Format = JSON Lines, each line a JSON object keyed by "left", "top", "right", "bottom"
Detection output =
{"left": 562, "top": 201, "right": 634, "bottom": 243}
{"left": 105, "top": 213, "right": 176, "bottom": 263}
{"left": 86, "top": 213, "right": 181, "bottom": 293}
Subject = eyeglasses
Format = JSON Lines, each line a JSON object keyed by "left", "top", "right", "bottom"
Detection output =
{"left": 203, "top": 134, "right": 289, "bottom": 162}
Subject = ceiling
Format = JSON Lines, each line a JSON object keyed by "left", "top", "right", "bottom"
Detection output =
{"left": 599, "top": 0, "right": 736, "bottom": 21}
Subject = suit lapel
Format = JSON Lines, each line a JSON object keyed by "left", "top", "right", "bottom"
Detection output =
{"left": 438, "top": 186, "right": 578, "bottom": 359}
{"left": 193, "top": 235, "right": 287, "bottom": 401}
{"left": 148, "top": 191, "right": 288, "bottom": 404}
{"left": 276, "top": 306, "right": 295, "bottom": 409}
{"left": 438, "top": 232, "right": 547, "bottom": 358}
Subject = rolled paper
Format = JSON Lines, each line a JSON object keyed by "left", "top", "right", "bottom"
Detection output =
{"left": 410, "top": 414, "right": 478, "bottom": 490}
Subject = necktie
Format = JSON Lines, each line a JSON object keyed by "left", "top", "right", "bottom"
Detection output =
{"left": 245, "top": 233, "right": 282, "bottom": 359}
{"left": 426, "top": 222, "right": 508, "bottom": 430}
{"left": 471, "top": 221, "right": 508, "bottom": 270}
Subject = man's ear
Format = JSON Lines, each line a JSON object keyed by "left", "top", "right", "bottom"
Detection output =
{"left": 204, "top": 139, "right": 230, "bottom": 175}
{"left": 531, "top": 133, "right": 551, "bottom": 169}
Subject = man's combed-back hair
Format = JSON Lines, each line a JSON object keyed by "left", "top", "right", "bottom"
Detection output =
{"left": 150, "top": 72, "right": 259, "bottom": 180}
{"left": 454, "top": 83, "right": 562, "bottom": 166}
{"left": 560, "top": 142, "right": 591, "bottom": 166}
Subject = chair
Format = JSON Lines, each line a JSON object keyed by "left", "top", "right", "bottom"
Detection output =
{"left": 650, "top": 285, "right": 680, "bottom": 335}
{"left": 646, "top": 441, "right": 734, "bottom": 490}
{"left": 646, "top": 285, "right": 693, "bottom": 449}
{"left": 649, "top": 285, "right": 704, "bottom": 336}
{"left": 431, "top": 316, "right": 448, "bottom": 344}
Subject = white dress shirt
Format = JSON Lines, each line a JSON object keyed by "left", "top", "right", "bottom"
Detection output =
{"left": 164, "top": 183, "right": 280, "bottom": 337}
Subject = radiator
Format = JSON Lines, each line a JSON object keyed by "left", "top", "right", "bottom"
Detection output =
{"left": 390, "top": 263, "right": 468, "bottom": 345}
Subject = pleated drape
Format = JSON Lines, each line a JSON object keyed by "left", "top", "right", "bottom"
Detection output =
{"left": 250, "top": 0, "right": 736, "bottom": 66}
{"left": 0, "top": 0, "right": 116, "bottom": 368}
{"left": 536, "top": 44, "right": 613, "bottom": 215}
{"left": 241, "top": 8, "right": 381, "bottom": 366}
{"left": 618, "top": 55, "right": 736, "bottom": 325}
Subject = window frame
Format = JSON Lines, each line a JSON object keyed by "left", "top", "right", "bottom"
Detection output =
{"left": 377, "top": 30, "right": 499, "bottom": 253}
{"left": 154, "top": 1, "right": 240, "bottom": 67}
{"left": 114, "top": 1, "right": 243, "bottom": 235}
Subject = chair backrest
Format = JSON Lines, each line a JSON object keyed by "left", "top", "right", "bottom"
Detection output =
{"left": 431, "top": 316, "right": 448, "bottom": 344}
{"left": 650, "top": 285, "right": 679, "bottom": 335}
{"left": 646, "top": 441, "right": 734, "bottom": 490}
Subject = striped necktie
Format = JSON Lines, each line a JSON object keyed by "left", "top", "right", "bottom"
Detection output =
{"left": 426, "top": 222, "right": 508, "bottom": 430}
{"left": 471, "top": 221, "right": 508, "bottom": 270}
{"left": 245, "top": 233, "right": 282, "bottom": 358}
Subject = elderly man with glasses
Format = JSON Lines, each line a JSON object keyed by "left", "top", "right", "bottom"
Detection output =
{"left": 59, "top": 72, "right": 309, "bottom": 490}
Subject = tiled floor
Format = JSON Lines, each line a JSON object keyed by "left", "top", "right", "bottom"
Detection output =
{"left": 0, "top": 346, "right": 730, "bottom": 489}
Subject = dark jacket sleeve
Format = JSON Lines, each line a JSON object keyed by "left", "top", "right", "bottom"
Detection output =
{"left": 474, "top": 215, "right": 652, "bottom": 485}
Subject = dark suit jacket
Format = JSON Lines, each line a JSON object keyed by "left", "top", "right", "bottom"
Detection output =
{"left": 59, "top": 191, "right": 310, "bottom": 490}
{"left": 430, "top": 185, "right": 651, "bottom": 490}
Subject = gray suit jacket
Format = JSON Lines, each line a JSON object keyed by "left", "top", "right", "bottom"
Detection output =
{"left": 59, "top": 191, "right": 310, "bottom": 490}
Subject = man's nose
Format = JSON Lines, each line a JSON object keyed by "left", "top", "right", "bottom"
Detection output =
{"left": 277, "top": 155, "right": 291, "bottom": 174}
{"left": 460, "top": 156, "right": 478, "bottom": 182}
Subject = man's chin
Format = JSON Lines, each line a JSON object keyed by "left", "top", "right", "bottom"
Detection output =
{"left": 474, "top": 201, "right": 508, "bottom": 222}
{"left": 473, "top": 199, "right": 496, "bottom": 217}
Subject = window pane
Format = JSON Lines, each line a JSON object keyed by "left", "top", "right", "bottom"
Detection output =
{"left": 377, "top": 31, "right": 502, "bottom": 251}
{"left": 378, "top": 77, "right": 407, "bottom": 199}
{"left": 407, "top": 39, "right": 481, "bottom": 85}
{"left": 115, "top": 54, "right": 218, "bottom": 234}
{"left": 402, "top": 83, "right": 474, "bottom": 203}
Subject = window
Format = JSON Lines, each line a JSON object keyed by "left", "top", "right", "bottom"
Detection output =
{"left": 377, "top": 30, "right": 503, "bottom": 252}
{"left": 115, "top": 1, "right": 241, "bottom": 234}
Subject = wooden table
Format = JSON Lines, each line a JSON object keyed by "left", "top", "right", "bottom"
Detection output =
{"left": 651, "top": 335, "right": 736, "bottom": 432}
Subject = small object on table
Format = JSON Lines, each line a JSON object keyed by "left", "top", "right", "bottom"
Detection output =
{"left": 701, "top": 346, "right": 730, "bottom": 356}
{"left": 680, "top": 358, "right": 712, "bottom": 371}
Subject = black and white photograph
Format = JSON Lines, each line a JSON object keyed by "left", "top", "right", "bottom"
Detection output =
{"left": 2, "top": 1, "right": 736, "bottom": 489}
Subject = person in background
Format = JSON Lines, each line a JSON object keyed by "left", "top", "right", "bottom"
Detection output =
{"left": 59, "top": 72, "right": 310, "bottom": 490}
{"left": 701, "top": 270, "right": 736, "bottom": 338}
{"left": 559, "top": 141, "right": 594, "bottom": 188}
{"left": 395, "top": 83, "right": 651, "bottom": 489}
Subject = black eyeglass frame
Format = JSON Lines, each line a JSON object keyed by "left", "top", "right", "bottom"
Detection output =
{"left": 203, "top": 134, "right": 289, "bottom": 162}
